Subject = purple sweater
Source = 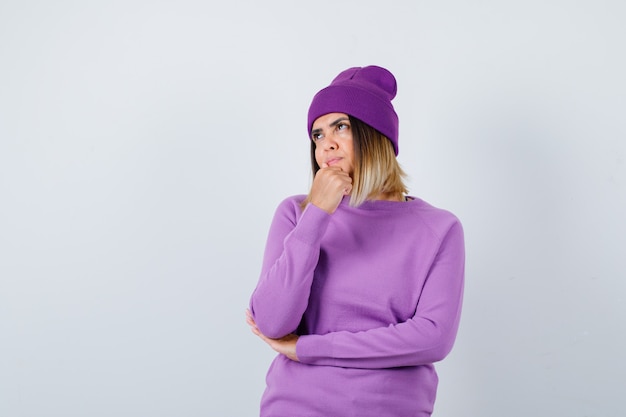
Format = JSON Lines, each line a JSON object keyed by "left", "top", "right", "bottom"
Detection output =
{"left": 250, "top": 195, "right": 465, "bottom": 417}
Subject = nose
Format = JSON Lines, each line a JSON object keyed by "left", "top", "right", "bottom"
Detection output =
{"left": 323, "top": 132, "right": 338, "bottom": 151}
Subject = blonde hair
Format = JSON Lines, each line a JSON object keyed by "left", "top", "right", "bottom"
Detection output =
{"left": 301, "top": 116, "right": 408, "bottom": 209}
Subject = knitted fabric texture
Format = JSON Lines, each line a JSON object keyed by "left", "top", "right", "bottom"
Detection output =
{"left": 307, "top": 65, "right": 400, "bottom": 155}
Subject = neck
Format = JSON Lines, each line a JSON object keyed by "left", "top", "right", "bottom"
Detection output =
{"left": 373, "top": 191, "right": 405, "bottom": 202}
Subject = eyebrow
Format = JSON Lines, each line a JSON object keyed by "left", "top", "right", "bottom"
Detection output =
{"left": 311, "top": 117, "right": 350, "bottom": 136}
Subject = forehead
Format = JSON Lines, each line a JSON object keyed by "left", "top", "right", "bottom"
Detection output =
{"left": 311, "top": 112, "right": 349, "bottom": 130}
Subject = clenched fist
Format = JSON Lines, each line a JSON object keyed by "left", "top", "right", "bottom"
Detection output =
{"left": 309, "top": 166, "right": 353, "bottom": 214}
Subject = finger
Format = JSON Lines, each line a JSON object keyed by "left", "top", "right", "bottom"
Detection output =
{"left": 245, "top": 309, "right": 257, "bottom": 323}
{"left": 245, "top": 316, "right": 254, "bottom": 326}
{"left": 246, "top": 317, "right": 260, "bottom": 335}
{"left": 318, "top": 165, "right": 342, "bottom": 173}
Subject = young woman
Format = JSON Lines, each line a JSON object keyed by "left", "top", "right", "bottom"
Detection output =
{"left": 247, "top": 65, "right": 465, "bottom": 417}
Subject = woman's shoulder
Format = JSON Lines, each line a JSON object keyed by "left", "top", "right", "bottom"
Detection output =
{"left": 405, "top": 197, "right": 463, "bottom": 235}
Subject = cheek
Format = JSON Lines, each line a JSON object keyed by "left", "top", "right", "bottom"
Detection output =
{"left": 314, "top": 147, "right": 323, "bottom": 166}
{"left": 345, "top": 143, "right": 355, "bottom": 164}
{"left": 346, "top": 152, "right": 356, "bottom": 174}
{"left": 346, "top": 160, "right": 355, "bottom": 175}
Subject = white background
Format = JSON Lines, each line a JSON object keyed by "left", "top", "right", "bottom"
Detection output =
{"left": 1, "top": 1, "right": 625, "bottom": 416}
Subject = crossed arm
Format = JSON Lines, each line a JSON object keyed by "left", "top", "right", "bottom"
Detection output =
{"left": 246, "top": 308, "right": 299, "bottom": 362}
{"left": 247, "top": 202, "right": 465, "bottom": 369}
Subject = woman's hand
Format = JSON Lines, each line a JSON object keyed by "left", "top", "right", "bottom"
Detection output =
{"left": 309, "top": 166, "right": 352, "bottom": 214}
{"left": 246, "top": 309, "right": 300, "bottom": 362}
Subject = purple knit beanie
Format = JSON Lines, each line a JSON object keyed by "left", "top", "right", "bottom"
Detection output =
{"left": 307, "top": 65, "right": 400, "bottom": 155}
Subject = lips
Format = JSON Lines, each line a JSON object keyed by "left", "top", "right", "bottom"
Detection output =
{"left": 326, "top": 157, "right": 342, "bottom": 166}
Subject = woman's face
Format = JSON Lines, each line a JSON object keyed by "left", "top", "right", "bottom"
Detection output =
{"left": 311, "top": 112, "right": 355, "bottom": 175}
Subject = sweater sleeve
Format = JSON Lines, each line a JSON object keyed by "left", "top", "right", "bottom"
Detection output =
{"left": 249, "top": 199, "right": 332, "bottom": 338}
{"left": 296, "top": 220, "right": 465, "bottom": 369}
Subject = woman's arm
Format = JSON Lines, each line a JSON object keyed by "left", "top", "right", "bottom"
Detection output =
{"left": 248, "top": 199, "right": 331, "bottom": 339}
{"left": 249, "top": 221, "right": 465, "bottom": 369}
{"left": 296, "top": 221, "right": 465, "bottom": 368}
{"left": 246, "top": 308, "right": 299, "bottom": 361}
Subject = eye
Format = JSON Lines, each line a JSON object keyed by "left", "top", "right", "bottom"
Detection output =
{"left": 337, "top": 122, "right": 349, "bottom": 131}
{"left": 311, "top": 132, "right": 323, "bottom": 141}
